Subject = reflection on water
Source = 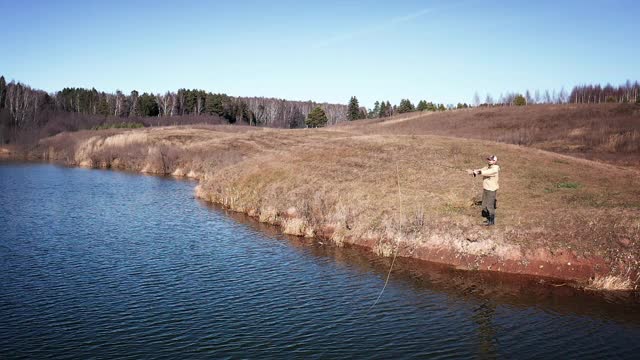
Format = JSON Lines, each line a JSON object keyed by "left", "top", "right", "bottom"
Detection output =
{"left": 472, "top": 301, "right": 497, "bottom": 359}
{"left": 1, "top": 162, "right": 639, "bottom": 359}
{"left": 222, "top": 206, "right": 640, "bottom": 324}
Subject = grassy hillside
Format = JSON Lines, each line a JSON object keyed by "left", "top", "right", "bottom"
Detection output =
{"left": 7, "top": 104, "right": 640, "bottom": 289}
{"left": 340, "top": 103, "right": 640, "bottom": 168}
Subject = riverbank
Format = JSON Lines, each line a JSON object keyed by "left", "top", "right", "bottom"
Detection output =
{"left": 7, "top": 116, "right": 640, "bottom": 290}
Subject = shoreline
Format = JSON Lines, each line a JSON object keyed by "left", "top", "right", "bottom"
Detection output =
{"left": 1, "top": 155, "right": 601, "bottom": 287}
{"left": 193, "top": 184, "right": 613, "bottom": 289}
{"left": 0, "top": 156, "right": 615, "bottom": 290}
{"left": 0, "top": 161, "right": 620, "bottom": 292}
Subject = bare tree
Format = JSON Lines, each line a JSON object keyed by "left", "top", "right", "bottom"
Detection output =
{"left": 557, "top": 87, "right": 567, "bottom": 104}
{"left": 168, "top": 92, "right": 177, "bottom": 116}
{"left": 129, "top": 90, "right": 139, "bottom": 116}
{"left": 196, "top": 96, "right": 203, "bottom": 115}
{"left": 155, "top": 92, "right": 172, "bottom": 116}
{"left": 485, "top": 93, "right": 494, "bottom": 105}
{"left": 525, "top": 89, "right": 533, "bottom": 104}
{"left": 473, "top": 91, "right": 480, "bottom": 107}
{"left": 114, "top": 90, "right": 124, "bottom": 117}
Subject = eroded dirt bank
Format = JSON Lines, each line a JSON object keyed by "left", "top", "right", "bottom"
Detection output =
{"left": 5, "top": 124, "right": 640, "bottom": 290}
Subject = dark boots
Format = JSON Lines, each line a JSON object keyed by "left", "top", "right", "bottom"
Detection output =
{"left": 481, "top": 209, "right": 496, "bottom": 226}
{"left": 484, "top": 215, "right": 495, "bottom": 226}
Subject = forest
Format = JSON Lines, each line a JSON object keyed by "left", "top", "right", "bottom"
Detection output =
{"left": 0, "top": 76, "right": 352, "bottom": 144}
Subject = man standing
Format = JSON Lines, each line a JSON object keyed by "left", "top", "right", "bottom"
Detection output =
{"left": 468, "top": 155, "right": 500, "bottom": 226}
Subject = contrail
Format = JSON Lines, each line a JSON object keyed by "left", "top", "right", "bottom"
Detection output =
{"left": 312, "top": 8, "right": 432, "bottom": 49}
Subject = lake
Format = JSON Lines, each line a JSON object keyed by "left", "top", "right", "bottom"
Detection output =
{"left": 1, "top": 162, "right": 639, "bottom": 359}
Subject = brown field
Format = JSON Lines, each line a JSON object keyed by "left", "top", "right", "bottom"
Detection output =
{"left": 339, "top": 103, "right": 640, "bottom": 168}
{"left": 9, "top": 103, "right": 640, "bottom": 290}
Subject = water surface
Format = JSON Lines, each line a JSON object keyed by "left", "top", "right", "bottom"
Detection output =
{"left": 1, "top": 163, "right": 639, "bottom": 359}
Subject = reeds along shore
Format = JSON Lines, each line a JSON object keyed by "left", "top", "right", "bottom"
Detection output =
{"left": 12, "top": 104, "right": 640, "bottom": 290}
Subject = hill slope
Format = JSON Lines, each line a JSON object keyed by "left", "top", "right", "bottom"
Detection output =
{"left": 339, "top": 103, "right": 640, "bottom": 168}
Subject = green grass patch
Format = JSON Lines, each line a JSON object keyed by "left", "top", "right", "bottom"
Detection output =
{"left": 556, "top": 181, "right": 581, "bottom": 189}
{"left": 564, "top": 193, "right": 609, "bottom": 207}
{"left": 440, "top": 203, "right": 466, "bottom": 214}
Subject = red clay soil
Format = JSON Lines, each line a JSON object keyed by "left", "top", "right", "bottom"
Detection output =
{"left": 262, "top": 220, "right": 614, "bottom": 287}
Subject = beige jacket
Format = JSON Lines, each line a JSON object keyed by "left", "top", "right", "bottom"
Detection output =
{"left": 476, "top": 164, "right": 500, "bottom": 191}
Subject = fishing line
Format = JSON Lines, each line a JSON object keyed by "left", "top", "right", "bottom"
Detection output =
{"left": 366, "top": 163, "right": 403, "bottom": 313}
{"left": 364, "top": 159, "right": 479, "bottom": 314}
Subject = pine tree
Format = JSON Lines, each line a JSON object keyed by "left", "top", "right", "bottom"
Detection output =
{"left": 372, "top": 101, "right": 380, "bottom": 117}
{"left": 347, "top": 96, "right": 360, "bottom": 121}
{"left": 97, "top": 93, "right": 111, "bottom": 116}
{"left": 513, "top": 94, "right": 527, "bottom": 106}
{"left": 138, "top": 92, "right": 159, "bottom": 116}
{"left": 0, "top": 76, "right": 5, "bottom": 109}
{"left": 205, "top": 93, "right": 225, "bottom": 116}
{"left": 398, "top": 99, "right": 415, "bottom": 113}
{"left": 379, "top": 100, "right": 392, "bottom": 118}
{"left": 416, "top": 100, "right": 427, "bottom": 111}
{"left": 306, "top": 106, "right": 328, "bottom": 128}
{"left": 378, "top": 101, "right": 386, "bottom": 118}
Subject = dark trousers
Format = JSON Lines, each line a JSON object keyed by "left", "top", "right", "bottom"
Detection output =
{"left": 481, "top": 190, "right": 497, "bottom": 218}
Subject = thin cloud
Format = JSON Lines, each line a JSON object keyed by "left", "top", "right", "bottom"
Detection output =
{"left": 389, "top": 8, "right": 432, "bottom": 24}
{"left": 312, "top": 8, "right": 432, "bottom": 49}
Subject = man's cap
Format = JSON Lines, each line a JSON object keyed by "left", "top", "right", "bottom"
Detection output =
{"left": 487, "top": 155, "right": 498, "bottom": 161}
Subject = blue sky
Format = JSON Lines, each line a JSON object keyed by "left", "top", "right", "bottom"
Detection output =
{"left": 1, "top": 0, "right": 638, "bottom": 107}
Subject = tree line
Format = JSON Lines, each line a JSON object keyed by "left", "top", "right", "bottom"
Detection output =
{"left": 2, "top": 81, "right": 350, "bottom": 127}
{"left": 472, "top": 88, "right": 571, "bottom": 106}
{"left": 1, "top": 74, "right": 637, "bottom": 145}
{"left": 0, "top": 75, "right": 455, "bottom": 143}
{"left": 0, "top": 75, "right": 352, "bottom": 143}
{"left": 569, "top": 81, "right": 640, "bottom": 104}
{"left": 345, "top": 96, "right": 457, "bottom": 121}
{"left": 471, "top": 80, "right": 640, "bottom": 107}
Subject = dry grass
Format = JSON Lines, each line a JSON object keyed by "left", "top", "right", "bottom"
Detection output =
{"left": 21, "top": 104, "right": 640, "bottom": 287}
{"left": 347, "top": 103, "right": 640, "bottom": 167}
{"left": 587, "top": 275, "right": 634, "bottom": 291}
{"left": 193, "top": 131, "right": 640, "bottom": 253}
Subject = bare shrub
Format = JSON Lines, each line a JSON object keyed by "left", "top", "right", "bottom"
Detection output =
{"left": 598, "top": 131, "right": 640, "bottom": 153}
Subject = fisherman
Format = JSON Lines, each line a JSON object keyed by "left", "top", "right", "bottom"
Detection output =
{"left": 468, "top": 155, "right": 500, "bottom": 226}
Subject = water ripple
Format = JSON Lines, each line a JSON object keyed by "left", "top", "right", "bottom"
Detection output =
{"left": 1, "top": 163, "right": 640, "bottom": 359}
